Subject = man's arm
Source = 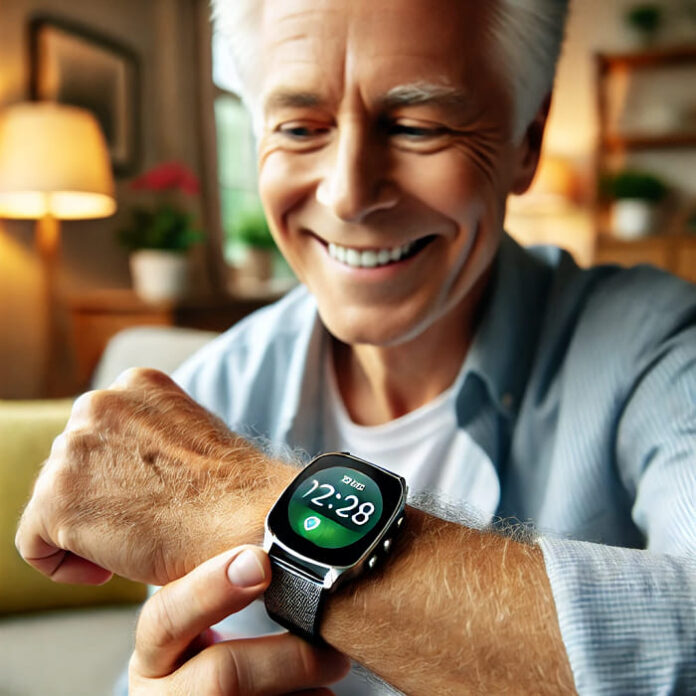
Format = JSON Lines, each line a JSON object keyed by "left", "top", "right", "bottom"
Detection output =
{"left": 16, "top": 368, "right": 575, "bottom": 694}
{"left": 15, "top": 368, "right": 292, "bottom": 585}
{"left": 536, "top": 312, "right": 696, "bottom": 695}
{"left": 323, "top": 507, "right": 576, "bottom": 694}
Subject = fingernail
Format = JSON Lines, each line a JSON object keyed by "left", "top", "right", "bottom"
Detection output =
{"left": 227, "top": 549, "right": 266, "bottom": 587}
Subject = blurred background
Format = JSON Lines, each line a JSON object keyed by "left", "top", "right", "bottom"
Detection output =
{"left": 0, "top": 0, "right": 695, "bottom": 400}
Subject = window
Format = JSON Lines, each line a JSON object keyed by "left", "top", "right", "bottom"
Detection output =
{"left": 210, "top": 31, "right": 292, "bottom": 286}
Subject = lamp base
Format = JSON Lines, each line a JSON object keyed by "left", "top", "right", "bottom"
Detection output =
{"left": 36, "top": 215, "right": 75, "bottom": 397}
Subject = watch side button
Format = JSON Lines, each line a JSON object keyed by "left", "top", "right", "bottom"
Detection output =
{"left": 368, "top": 555, "right": 378, "bottom": 570}
{"left": 396, "top": 515, "right": 405, "bottom": 529}
{"left": 383, "top": 538, "right": 392, "bottom": 553}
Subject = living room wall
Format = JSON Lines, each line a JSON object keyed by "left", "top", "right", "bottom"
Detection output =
{"left": 0, "top": 0, "right": 207, "bottom": 398}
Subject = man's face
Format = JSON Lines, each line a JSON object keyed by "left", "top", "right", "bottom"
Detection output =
{"left": 256, "top": 0, "right": 536, "bottom": 348}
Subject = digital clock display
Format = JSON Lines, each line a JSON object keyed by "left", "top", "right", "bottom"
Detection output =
{"left": 288, "top": 466, "right": 384, "bottom": 548}
{"left": 267, "top": 452, "right": 406, "bottom": 567}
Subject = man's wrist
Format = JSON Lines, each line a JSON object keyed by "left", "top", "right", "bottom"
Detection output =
{"left": 192, "top": 451, "right": 297, "bottom": 566}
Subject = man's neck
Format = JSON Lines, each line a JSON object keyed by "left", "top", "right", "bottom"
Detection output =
{"left": 332, "top": 270, "right": 491, "bottom": 426}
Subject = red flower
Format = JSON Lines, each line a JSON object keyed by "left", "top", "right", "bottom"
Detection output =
{"left": 131, "top": 162, "right": 200, "bottom": 195}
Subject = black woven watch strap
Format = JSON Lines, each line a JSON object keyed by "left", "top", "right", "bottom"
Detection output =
{"left": 264, "top": 557, "right": 326, "bottom": 643}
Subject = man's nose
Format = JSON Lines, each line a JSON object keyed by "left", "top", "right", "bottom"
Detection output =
{"left": 316, "top": 125, "right": 398, "bottom": 223}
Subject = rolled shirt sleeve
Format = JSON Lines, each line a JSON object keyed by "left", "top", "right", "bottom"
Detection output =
{"left": 539, "top": 537, "right": 696, "bottom": 694}
{"left": 539, "top": 322, "right": 696, "bottom": 694}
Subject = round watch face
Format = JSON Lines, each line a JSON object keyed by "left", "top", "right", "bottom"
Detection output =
{"left": 288, "top": 466, "right": 384, "bottom": 549}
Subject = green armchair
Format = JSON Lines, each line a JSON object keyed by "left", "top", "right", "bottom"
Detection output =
{"left": 0, "top": 399, "right": 146, "bottom": 614}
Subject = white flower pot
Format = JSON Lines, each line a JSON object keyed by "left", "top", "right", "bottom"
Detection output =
{"left": 129, "top": 250, "right": 190, "bottom": 303}
{"left": 611, "top": 200, "right": 657, "bottom": 240}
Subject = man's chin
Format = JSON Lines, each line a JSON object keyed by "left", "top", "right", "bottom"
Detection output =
{"left": 318, "top": 305, "right": 430, "bottom": 350}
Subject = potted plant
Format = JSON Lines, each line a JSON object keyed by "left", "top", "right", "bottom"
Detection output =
{"left": 600, "top": 170, "right": 668, "bottom": 239}
{"left": 625, "top": 4, "right": 662, "bottom": 46}
{"left": 235, "top": 205, "right": 277, "bottom": 282}
{"left": 118, "top": 162, "right": 203, "bottom": 303}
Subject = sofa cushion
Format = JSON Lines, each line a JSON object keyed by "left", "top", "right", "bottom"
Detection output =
{"left": 0, "top": 399, "right": 146, "bottom": 614}
{"left": 91, "top": 326, "right": 219, "bottom": 389}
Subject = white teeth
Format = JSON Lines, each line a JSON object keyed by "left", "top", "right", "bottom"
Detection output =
{"left": 329, "top": 243, "right": 346, "bottom": 263}
{"left": 361, "top": 250, "right": 378, "bottom": 268}
{"left": 328, "top": 240, "right": 416, "bottom": 268}
{"left": 345, "top": 248, "right": 361, "bottom": 267}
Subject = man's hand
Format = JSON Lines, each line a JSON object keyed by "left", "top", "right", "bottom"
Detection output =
{"left": 15, "top": 368, "right": 294, "bottom": 586}
{"left": 129, "top": 545, "right": 351, "bottom": 695}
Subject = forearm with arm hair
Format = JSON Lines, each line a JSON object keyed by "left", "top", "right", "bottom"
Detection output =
{"left": 321, "top": 507, "right": 576, "bottom": 695}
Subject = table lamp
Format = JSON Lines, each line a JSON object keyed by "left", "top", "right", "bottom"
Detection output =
{"left": 0, "top": 102, "right": 116, "bottom": 394}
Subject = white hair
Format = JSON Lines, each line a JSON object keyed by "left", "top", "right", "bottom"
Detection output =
{"left": 211, "top": 0, "right": 569, "bottom": 142}
{"left": 488, "top": 0, "right": 570, "bottom": 140}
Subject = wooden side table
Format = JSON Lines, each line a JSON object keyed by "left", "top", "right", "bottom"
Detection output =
{"left": 67, "top": 290, "right": 276, "bottom": 391}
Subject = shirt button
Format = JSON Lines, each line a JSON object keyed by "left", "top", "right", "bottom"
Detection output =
{"left": 501, "top": 393, "right": 514, "bottom": 410}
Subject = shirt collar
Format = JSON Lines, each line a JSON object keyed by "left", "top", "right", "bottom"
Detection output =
{"left": 462, "top": 233, "right": 553, "bottom": 420}
{"left": 281, "top": 303, "right": 327, "bottom": 456}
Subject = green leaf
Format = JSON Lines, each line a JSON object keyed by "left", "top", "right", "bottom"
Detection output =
{"left": 116, "top": 204, "right": 204, "bottom": 251}
{"left": 599, "top": 170, "right": 668, "bottom": 202}
{"left": 235, "top": 206, "right": 276, "bottom": 249}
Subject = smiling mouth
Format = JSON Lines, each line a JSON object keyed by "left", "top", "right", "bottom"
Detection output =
{"left": 326, "top": 236, "right": 436, "bottom": 269}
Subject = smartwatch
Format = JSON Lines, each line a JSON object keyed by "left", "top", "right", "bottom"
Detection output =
{"left": 263, "top": 452, "right": 408, "bottom": 643}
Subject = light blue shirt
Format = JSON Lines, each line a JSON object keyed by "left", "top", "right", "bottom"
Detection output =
{"left": 174, "top": 233, "right": 696, "bottom": 694}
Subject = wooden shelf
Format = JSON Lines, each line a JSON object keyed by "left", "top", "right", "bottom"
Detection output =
{"left": 594, "top": 44, "right": 696, "bottom": 280}
{"left": 603, "top": 132, "right": 696, "bottom": 151}
{"left": 597, "top": 44, "right": 696, "bottom": 70}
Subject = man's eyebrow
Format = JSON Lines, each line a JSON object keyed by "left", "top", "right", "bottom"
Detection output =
{"left": 264, "top": 90, "right": 326, "bottom": 112}
{"left": 379, "top": 83, "right": 471, "bottom": 111}
{"left": 262, "top": 83, "right": 472, "bottom": 114}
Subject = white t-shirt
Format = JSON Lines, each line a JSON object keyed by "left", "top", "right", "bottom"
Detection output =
{"left": 321, "top": 351, "right": 500, "bottom": 519}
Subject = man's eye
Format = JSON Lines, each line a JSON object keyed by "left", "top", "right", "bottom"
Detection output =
{"left": 390, "top": 124, "right": 447, "bottom": 139}
{"left": 278, "top": 124, "right": 330, "bottom": 139}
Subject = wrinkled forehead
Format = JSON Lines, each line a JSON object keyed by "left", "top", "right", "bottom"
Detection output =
{"left": 258, "top": 0, "right": 496, "bottom": 103}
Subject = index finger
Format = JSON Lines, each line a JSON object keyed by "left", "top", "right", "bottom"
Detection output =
{"left": 131, "top": 545, "right": 271, "bottom": 679}
{"left": 15, "top": 478, "right": 113, "bottom": 585}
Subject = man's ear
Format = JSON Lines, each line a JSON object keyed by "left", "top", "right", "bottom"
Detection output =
{"left": 510, "top": 93, "right": 552, "bottom": 195}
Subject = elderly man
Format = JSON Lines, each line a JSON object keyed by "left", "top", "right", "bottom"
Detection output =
{"left": 17, "top": 0, "right": 696, "bottom": 694}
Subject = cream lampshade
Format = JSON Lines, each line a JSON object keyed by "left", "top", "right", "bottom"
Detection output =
{"left": 0, "top": 102, "right": 116, "bottom": 219}
{"left": 0, "top": 102, "right": 116, "bottom": 396}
